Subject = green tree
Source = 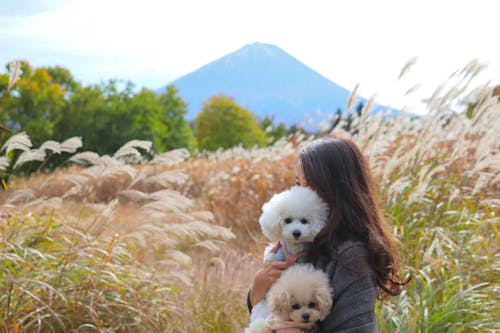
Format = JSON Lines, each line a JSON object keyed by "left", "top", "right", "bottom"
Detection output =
{"left": 47, "top": 65, "right": 78, "bottom": 92}
{"left": 54, "top": 80, "right": 134, "bottom": 155}
{"left": 259, "top": 115, "right": 293, "bottom": 145}
{"left": 0, "top": 70, "right": 11, "bottom": 133}
{"left": 259, "top": 114, "right": 310, "bottom": 142}
{"left": 53, "top": 84, "right": 104, "bottom": 150}
{"left": 195, "top": 95, "right": 266, "bottom": 151}
{"left": 54, "top": 82, "right": 195, "bottom": 155}
{"left": 158, "top": 85, "right": 196, "bottom": 152}
{"left": 1, "top": 61, "right": 195, "bottom": 157}
{"left": 328, "top": 102, "right": 364, "bottom": 135}
{"left": 125, "top": 85, "right": 195, "bottom": 153}
{"left": 3, "top": 61, "right": 66, "bottom": 146}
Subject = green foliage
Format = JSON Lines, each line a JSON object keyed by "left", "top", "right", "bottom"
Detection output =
{"left": 52, "top": 84, "right": 107, "bottom": 152}
{"left": 56, "top": 80, "right": 140, "bottom": 155}
{"left": 54, "top": 82, "right": 196, "bottom": 155}
{"left": 259, "top": 115, "right": 301, "bottom": 145}
{"left": 0, "top": 74, "right": 10, "bottom": 130}
{"left": 158, "top": 85, "right": 197, "bottom": 152}
{"left": 377, "top": 178, "right": 498, "bottom": 332}
{"left": 195, "top": 95, "right": 266, "bottom": 151}
{"left": 1, "top": 61, "right": 195, "bottom": 156}
{"left": 46, "top": 65, "right": 78, "bottom": 92}
{"left": 328, "top": 102, "right": 364, "bottom": 134}
{"left": 2, "top": 61, "right": 66, "bottom": 146}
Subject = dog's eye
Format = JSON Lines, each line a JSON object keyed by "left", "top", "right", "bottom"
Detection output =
{"left": 284, "top": 218, "right": 292, "bottom": 224}
{"left": 301, "top": 218, "right": 308, "bottom": 224}
{"left": 292, "top": 304, "right": 301, "bottom": 310}
{"left": 308, "top": 302, "right": 316, "bottom": 308}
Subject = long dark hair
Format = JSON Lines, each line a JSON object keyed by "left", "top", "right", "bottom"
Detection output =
{"left": 299, "top": 135, "right": 409, "bottom": 298}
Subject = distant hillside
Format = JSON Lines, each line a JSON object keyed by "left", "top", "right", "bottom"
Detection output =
{"left": 158, "top": 42, "right": 389, "bottom": 127}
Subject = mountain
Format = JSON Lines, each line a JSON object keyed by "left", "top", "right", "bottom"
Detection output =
{"left": 158, "top": 42, "right": 385, "bottom": 127}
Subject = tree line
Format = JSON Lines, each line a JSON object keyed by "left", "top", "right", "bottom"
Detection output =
{"left": 0, "top": 61, "right": 306, "bottom": 156}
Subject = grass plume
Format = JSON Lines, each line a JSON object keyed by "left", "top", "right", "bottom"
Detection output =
{"left": 0, "top": 61, "right": 498, "bottom": 332}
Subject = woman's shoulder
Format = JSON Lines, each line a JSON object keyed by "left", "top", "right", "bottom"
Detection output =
{"left": 315, "top": 238, "right": 375, "bottom": 281}
{"left": 316, "top": 238, "right": 370, "bottom": 264}
{"left": 335, "top": 239, "right": 371, "bottom": 265}
{"left": 336, "top": 238, "right": 369, "bottom": 255}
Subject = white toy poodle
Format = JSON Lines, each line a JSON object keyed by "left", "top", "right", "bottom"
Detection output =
{"left": 259, "top": 186, "right": 329, "bottom": 264}
{"left": 245, "top": 186, "right": 330, "bottom": 333}
{"left": 246, "top": 264, "right": 333, "bottom": 333}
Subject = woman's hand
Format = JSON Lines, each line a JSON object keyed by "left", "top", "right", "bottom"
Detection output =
{"left": 250, "top": 261, "right": 292, "bottom": 306}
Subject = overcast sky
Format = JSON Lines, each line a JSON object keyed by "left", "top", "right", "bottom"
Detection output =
{"left": 1, "top": 0, "right": 498, "bottom": 114}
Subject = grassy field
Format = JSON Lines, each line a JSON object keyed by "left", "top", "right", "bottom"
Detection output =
{"left": 0, "top": 64, "right": 499, "bottom": 332}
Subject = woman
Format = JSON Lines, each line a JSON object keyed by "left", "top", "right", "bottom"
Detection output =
{"left": 248, "top": 135, "right": 409, "bottom": 332}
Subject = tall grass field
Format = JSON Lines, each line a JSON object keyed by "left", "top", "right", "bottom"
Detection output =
{"left": 0, "top": 61, "right": 499, "bottom": 332}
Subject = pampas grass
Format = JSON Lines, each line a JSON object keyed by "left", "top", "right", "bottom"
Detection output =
{"left": 0, "top": 60, "right": 499, "bottom": 332}
{"left": 1, "top": 132, "right": 32, "bottom": 154}
{"left": 6, "top": 60, "right": 23, "bottom": 93}
{"left": 0, "top": 138, "right": 237, "bottom": 332}
{"left": 0, "top": 213, "right": 178, "bottom": 332}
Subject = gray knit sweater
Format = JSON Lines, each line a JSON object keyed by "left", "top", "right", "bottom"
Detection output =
{"left": 309, "top": 240, "right": 378, "bottom": 332}
{"left": 247, "top": 239, "right": 378, "bottom": 333}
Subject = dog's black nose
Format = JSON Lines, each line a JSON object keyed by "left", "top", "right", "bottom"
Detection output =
{"left": 302, "top": 313, "right": 310, "bottom": 321}
{"left": 293, "top": 230, "right": 301, "bottom": 239}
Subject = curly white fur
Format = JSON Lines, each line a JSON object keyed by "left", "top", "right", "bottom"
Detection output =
{"left": 245, "top": 186, "right": 330, "bottom": 333}
{"left": 260, "top": 186, "right": 328, "bottom": 262}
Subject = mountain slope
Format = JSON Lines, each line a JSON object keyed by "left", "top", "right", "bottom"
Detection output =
{"left": 158, "top": 43, "right": 360, "bottom": 126}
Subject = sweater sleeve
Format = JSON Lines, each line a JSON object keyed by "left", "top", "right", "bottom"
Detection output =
{"left": 311, "top": 241, "right": 378, "bottom": 333}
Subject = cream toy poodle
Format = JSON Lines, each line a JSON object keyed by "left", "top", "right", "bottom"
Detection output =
{"left": 246, "top": 264, "right": 333, "bottom": 333}
{"left": 245, "top": 186, "right": 330, "bottom": 332}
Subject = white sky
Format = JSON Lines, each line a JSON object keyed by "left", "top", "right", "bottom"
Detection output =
{"left": 1, "top": 0, "right": 498, "bottom": 114}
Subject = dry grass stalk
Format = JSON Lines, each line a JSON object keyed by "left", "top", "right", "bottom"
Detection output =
{"left": 0, "top": 61, "right": 499, "bottom": 331}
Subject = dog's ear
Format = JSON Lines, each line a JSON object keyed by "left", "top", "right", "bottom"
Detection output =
{"left": 310, "top": 200, "right": 329, "bottom": 235}
{"left": 315, "top": 283, "right": 333, "bottom": 320}
{"left": 259, "top": 207, "right": 282, "bottom": 240}
{"left": 268, "top": 288, "right": 290, "bottom": 313}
